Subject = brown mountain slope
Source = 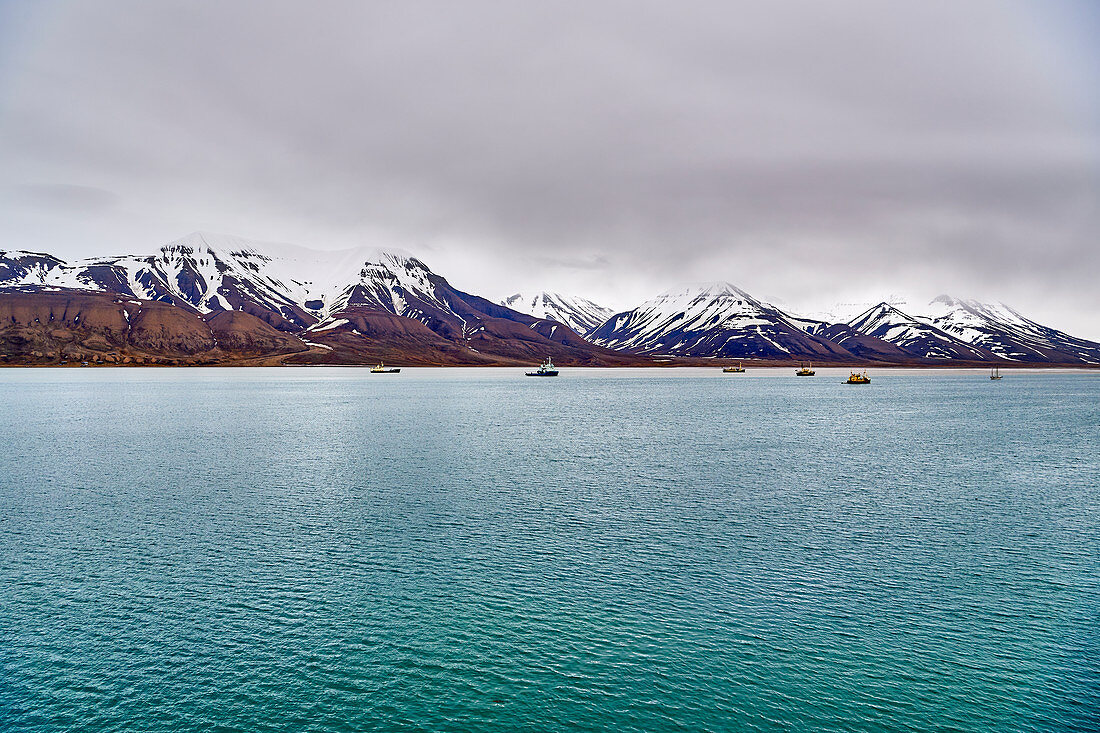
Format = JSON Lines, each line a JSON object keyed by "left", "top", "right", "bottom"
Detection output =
{"left": 290, "top": 307, "right": 645, "bottom": 366}
{"left": 206, "top": 310, "right": 309, "bottom": 354}
{"left": 0, "top": 290, "right": 306, "bottom": 365}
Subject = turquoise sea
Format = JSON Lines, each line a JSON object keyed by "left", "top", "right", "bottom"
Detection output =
{"left": 0, "top": 367, "right": 1097, "bottom": 732}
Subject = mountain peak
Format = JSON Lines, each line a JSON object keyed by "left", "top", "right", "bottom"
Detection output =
{"left": 929, "top": 294, "right": 995, "bottom": 314}
{"left": 168, "top": 230, "right": 278, "bottom": 256}
{"left": 670, "top": 281, "right": 752, "bottom": 298}
{"left": 919, "top": 295, "right": 1100, "bottom": 362}
{"left": 168, "top": 230, "right": 415, "bottom": 263}
{"left": 848, "top": 300, "right": 995, "bottom": 360}
{"left": 929, "top": 294, "right": 1013, "bottom": 314}
{"left": 588, "top": 280, "right": 857, "bottom": 359}
{"left": 501, "top": 290, "right": 613, "bottom": 336}
{"left": 645, "top": 282, "right": 759, "bottom": 311}
{"left": 850, "top": 301, "right": 916, "bottom": 324}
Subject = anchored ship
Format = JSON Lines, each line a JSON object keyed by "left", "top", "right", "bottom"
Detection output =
{"left": 526, "top": 357, "right": 559, "bottom": 377}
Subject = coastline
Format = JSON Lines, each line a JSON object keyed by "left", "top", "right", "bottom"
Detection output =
{"left": 4, "top": 360, "right": 1096, "bottom": 370}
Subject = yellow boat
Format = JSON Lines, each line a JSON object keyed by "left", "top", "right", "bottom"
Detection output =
{"left": 723, "top": 362, "right": 745, "bottom": 373}
{"left": 795, "top": 362, "right": 815, "bottom": 376}
{"left": 370, "top": 362, "right": 401, "bottom": 373}
{"left": 845, "top": 370, "right": 870, "bottom": 384}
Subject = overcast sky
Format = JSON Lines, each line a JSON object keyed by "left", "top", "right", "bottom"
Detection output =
{"left": 1, "top": 0, "right": 1098, "bottom": 336}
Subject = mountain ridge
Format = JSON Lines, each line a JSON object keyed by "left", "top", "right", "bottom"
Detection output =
{"left": 500, "top": 291, "right": 613, "bottom": 336}
{"left": 2, "top": 234, "right": 1097, "bottom": 366}
{"left": 0, "top": 233, "right": 640, "bottom": 366}
{"left": 587, "top": 282, "right": 880, "bottom": 361}
{"left": 917, "top": 295, "right": 1100, "bottom": 364}
{"left": 847, "top": 302, "right": 999, "bottom": 361}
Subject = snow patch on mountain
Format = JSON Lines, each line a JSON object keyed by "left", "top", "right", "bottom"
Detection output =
{"left": 0, "top": 231, "right": 445, "bottom": 328}
{"left": 501, "top": 291, "right": 613, "bottom": 336}
{"left": 847, "top": 302, "right": 994, "bottom": 360}
{"left": 588, "top": 282, "right": 853, "bottom": 359}
{"left": 918, "top": 295, "right": 1100, "bottom": 363}
{"left": 6, "top": 235, "right": 1100, "bottom": 364}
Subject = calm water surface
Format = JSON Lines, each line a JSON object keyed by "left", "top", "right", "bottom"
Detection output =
{"left": 1, "top": 367, "right": 1098, "bottom": 732}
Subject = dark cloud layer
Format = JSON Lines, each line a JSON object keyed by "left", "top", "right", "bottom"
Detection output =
{"left": 1, "top": 0, "right": 1098, "bottom": 335}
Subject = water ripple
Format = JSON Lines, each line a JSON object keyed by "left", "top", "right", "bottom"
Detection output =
{"left": 0, "top": 368, "right": 1097, "bottom": 732}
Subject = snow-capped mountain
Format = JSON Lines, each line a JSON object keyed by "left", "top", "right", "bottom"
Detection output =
{"left": 0, "top": 232, "right": 431, "bottom": 329}
{"left": 4, "top": 234, "right": 1099, "bottom": 365}
{"left": 769, "top": 295, "right": 912, "bottom": 326}
{"left": 0, "top": 232, "right": 636, "bottom": 366}
{"left": 500, "top": 291, "right": 613, "bottom": 336}
{"left": 588, "top": 282, "right": 859, "bottom": 360}
{"left": 787, "top": 314, "right": 919, "bottom": 362}
{"left": 0, "top": 250, "right": 66, "bottom": 285}
{"left": 917, "top": 296, "right": 1100, "bottom": 364}
{"left": 847, "top": 302, "right": 997, "bottom": 361}
{"left": 0, "top": 231, "right": 506, "bottom": 330}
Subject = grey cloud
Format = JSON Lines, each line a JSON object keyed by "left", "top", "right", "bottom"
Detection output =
{"left": 0, "top": 0, "right": 1097, "bottom": 336}
{"left": 10, "top": 183, "right": 120, "bottom": 213}
{"left": 528, "top": 254, "right": 611, "bottom": 271}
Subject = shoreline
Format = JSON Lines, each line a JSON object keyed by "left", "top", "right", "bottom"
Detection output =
{"left": 3, "top": 361, "right": 1097, "bottom": 370}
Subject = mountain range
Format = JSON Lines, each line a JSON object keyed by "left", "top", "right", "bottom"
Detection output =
{"left": 1, "top": 232, "right": 1096, "bottom": 366}
{"left": 588, "top": 283, "right": 855, "bottom": 360}
{"left": 500, "top": 292, "right": 613, "bottom": 337}
{"left": 0, "top": 232, "right": 634, "bottom": 366}
{"left": 845, "top": 303, "right": 997, "bottom": 361}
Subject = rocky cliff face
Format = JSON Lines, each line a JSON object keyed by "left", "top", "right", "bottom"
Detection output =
{"left": 0, "top": 290, "right": 306, "bottom": 365}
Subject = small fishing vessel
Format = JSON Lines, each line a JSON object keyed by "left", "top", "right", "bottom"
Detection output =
{"left": 990, "top": 367, "right": 1003, "bottom": 380}
{"left": 526, "top": 357, "right": 559, "bottom": 377}
{"left": 795, "top": 363, "right": 815, "bottom": 376}
{"left": 370, "top": 362, "right": 401, "bottom": 373}
{"left": 845, "top": 370, "right": 870, "bottom": 384}
{"left": 723, "top": 362, "right": 746, "bottom": 373}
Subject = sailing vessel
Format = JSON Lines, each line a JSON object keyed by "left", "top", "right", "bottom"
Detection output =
{"left": 845, "top": 370, "right": 870, "bottom": 384}
{"left": 990, "top": 367, "right": 1003, "bottom": 380}
{"left": 795, "top": 362, "right": 815, "bottom": 376}
{"left": 370, "top": 362, "right": 401, "bottom": 373}
{"left": 723, "top": 362, "right": 746, "bottom": 373}
{"left": 526, "top": 357, "right": 559, "bottom": 377}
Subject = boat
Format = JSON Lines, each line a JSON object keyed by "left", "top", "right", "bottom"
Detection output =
{"left": 990, "top": 367, "right": 1003, "bottom": 380}
{"left": 370, "top": 362, "right": 401, "bottom": 373}
{"left": 526, "top": 357, "right": 559, "bottom": 377}
{"left": 845, "top": 370, "right": 870, "bottom": 384}
{"left": 723, "top": 362, "right": 745, "bottom": 373}
{"left": 795, "top": 362, "right": 815, "bottom": 376}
